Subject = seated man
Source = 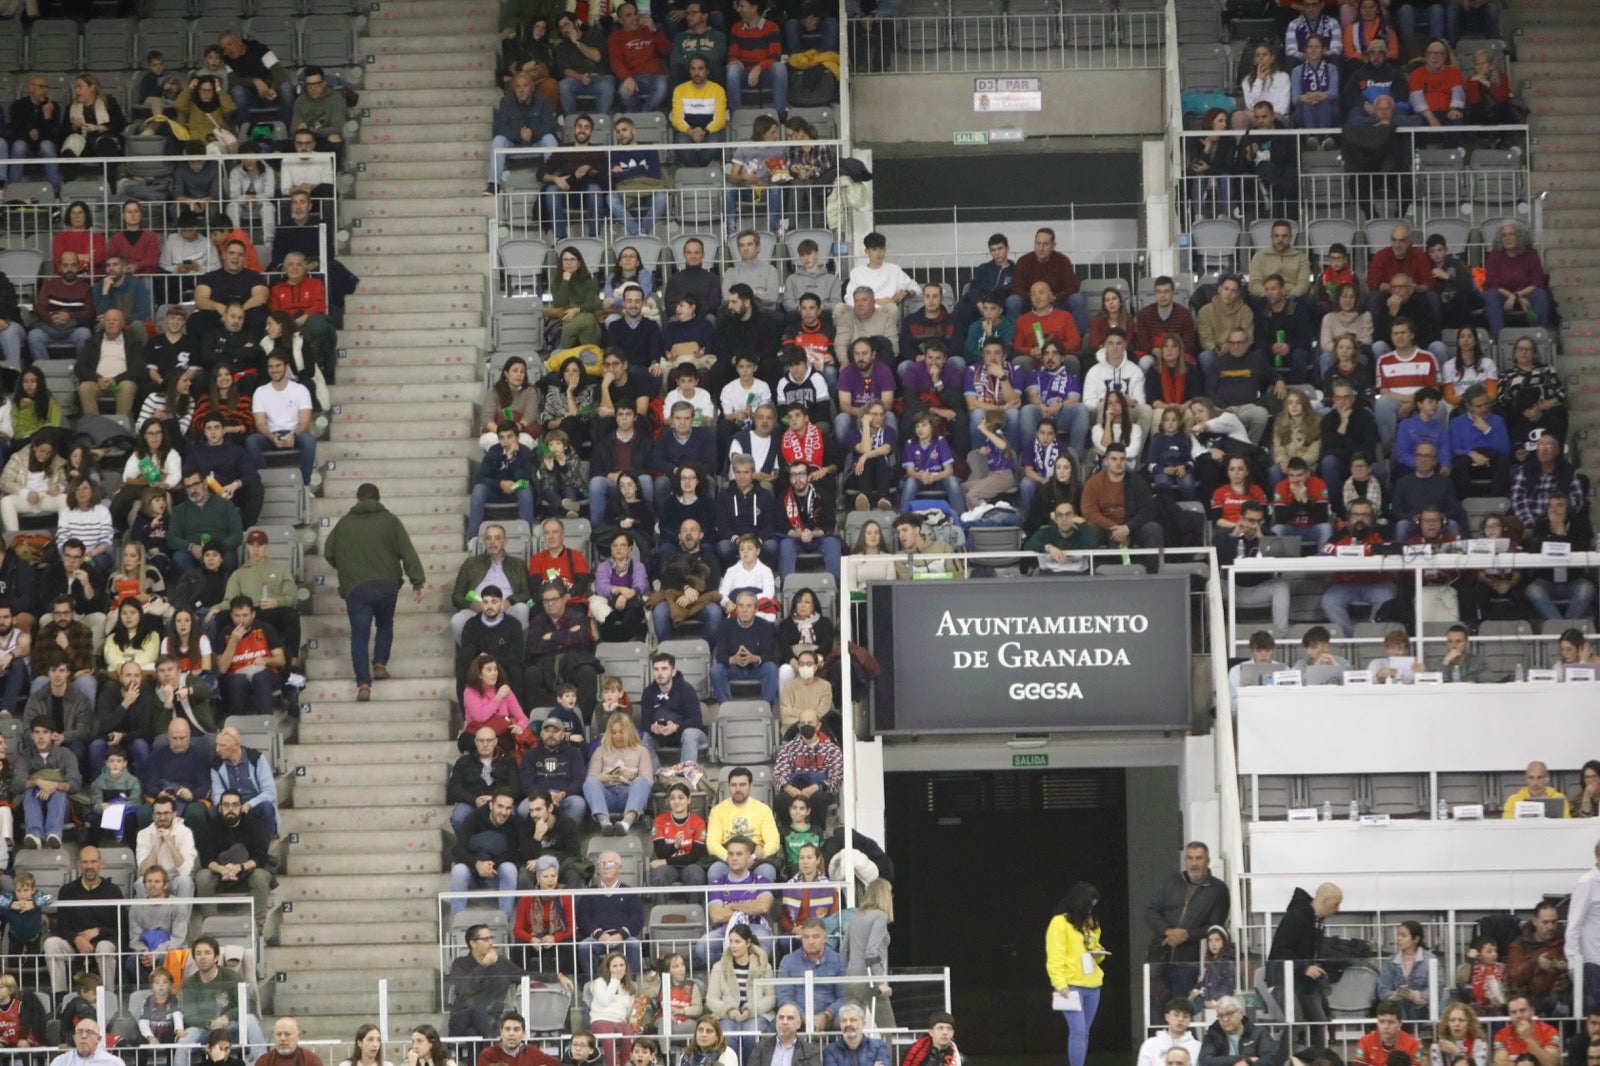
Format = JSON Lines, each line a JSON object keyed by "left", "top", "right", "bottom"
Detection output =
{"left": 715, "top": 456, "right": 783, "bottom": 567}
{"left": 15, "top": 715, "right": 80, "bottom": 848}
{"left": 649, "top": 519, "right": 724, "bottom": 644}
{"left": 451, "top": 524, "right": 533, "bottom": 643}
{"left": 1492, "top": 994, "right": 1562, "bottom": 1066}
{"left": 1502, "top": 761, "right": 1569, "bottom": 819}
{"left": 575, "top": 849, "right": 645, "bottom": 978}
{"left": 471, "top": 422, "right": 537, "bottom": 533}
{"left": 140, "top": 717, "right": 213, "bottom": 832}
{"left": 641, "top": 651, "right": 707, "bottom": 767}
{"left": 696, "top": 834, "right": 774, "bottom": 966}
{"left": 1367, "top": 628, "right": 1422, "bottom": 685}
{"left": 1197, "top": 996, "right": 1278, "bottom": 1066}
{"left": 170, "top": 471, "right": 246, "bottom": 574}
{"left": 225, "top": 529, "right": 304, "bottom": 688}
{"left": 524, "top": 583, "right": 600, "bottom": 718}
{"left": 712, "top": 591, "right": 780, "bottom": 705}
{"left": 268, "top": 251, "right": 337, "bottom": 392}
{"left": 1269, "top": 459, "right": 1333, "bottom": 550}
{"left": 1292, "top": 626, "right": 1353, "bottom": 682}
{"left": 27, "top": 252, "right": 93, "bottom": 363}
{"left": 1432, "top": 623, "right": 1489, "bottom": 683}
{"left": 42, "top": 845, "right": 121, "bottom": 1004}
{"left": 191, "top": 789, "right": 273, "bottom": 939}
{"left": 1217, "top": 501, "right": 1289, "bottom": 636}
{"left": 706, "top": 766, "right": 780, "bottom": 881}
{"left": 772, "top": 707, "right": 842, "bottom": 826}
{"left": 136, "top": 793, "right": 199, "bottom": 897}
{"left": 217, "top": 597, "right": 286, "bottom": 723}
{"left": 1319, "top": 500, "right": 1395, "bottom": 637}
{"left": 210, "top": 725, "right": 279, "bottom": 838}
{"left": 1523, "top": 495, "right": 1596, "bottom": 623}
{"left": 448, "top": 789, "right": 521, "bottom": 916}
{"left": 186, "top": 412, "right": 266, "bottom": 530}
{"left": 778, "top": 918, "right": 846, "bottom": 1031}
{"left": 777, "top": 461, "right": 842, "bottom": 581}
{"left": 247, "top": 352, "right": 316, "bottom": 487}
{"left": 446, "top": 923, "right": 524, "bottom": 1039}
{"left": 74, "top": 308, "right": 145, "bottom": 419}
{"left": 725, "top": 0, "right": 787, "bottom": 116}
{"left": 1449, "top": 384, "right": 1512, "bottom": 499}
{"left": 177, "top": 935, "right": 266, "bottom": 1048}
{"left": 1228, "top": 631, "right": 1288, "bottom": 703}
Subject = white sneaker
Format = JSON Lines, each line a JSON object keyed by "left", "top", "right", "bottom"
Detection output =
{"left": 286, "top": 671, "right": 307, "bottom": 688}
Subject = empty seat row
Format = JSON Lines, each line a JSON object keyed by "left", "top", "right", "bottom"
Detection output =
{"left": 0, "top": 14, "right": 363, "bottom": 73}
{"left": 1244, "top": 770, "right": 1589, "bottom": 820}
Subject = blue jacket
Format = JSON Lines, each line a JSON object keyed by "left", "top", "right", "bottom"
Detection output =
{"left": 1448, "top": 409, "right": 1511, "bottom": 459}
{"left": 145, "top": 742, "right": 211, "bottom": 800}
{"left": 655, "top": 426, "right": 718, "bottom": 478}
{"left": 211, "top": 748, "right": 277, "bottom": 810}
{"left": 575, "top": 884, "right": 645, "bottom": 938}
{"left": 643, "top": 674, "right": 702, "bottom": 732}
{"left": 518, "top": 741, "right": 585, "bottom": 799}
{"left": 1394, "top": 414, "right": 1451, "bottom": 470}
{"left": 822, "top": 1036, "right": 889, "bottom": 1066}
{"left": 492, "top": 90, "right": 558, "bottom": 145}
{"left": 776, "top": 945, "right": 846, "bottom": 1019}
{"left": 479, "top": 442, "right": 536, "bottom": 488}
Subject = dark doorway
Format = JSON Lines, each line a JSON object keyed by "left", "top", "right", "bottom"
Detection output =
{"left": 884, "top": 769, "right": 1131, "bottom": 1058}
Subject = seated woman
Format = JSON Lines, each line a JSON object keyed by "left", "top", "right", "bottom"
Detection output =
{"left": 0, "top": 435, "right": 67, "bottom": 533}
{"left": 1207, "top": 455, "right": 1266, "bottom": 537}
{"left": 1023, "top": 452, "right": 1085, "bottom": 535}
{"left": 51, "top": 200, "right": 108, "bottom": 274}
{"left": 777, "top": 588, "right": 835, "bottom": 689}
{"left": 113, "top": 419, "right": 183, "bottom": 527}
{"left": 460, "top": 652, "right": 528, "bottom": 752}
{"left": 1091, "top": 391, "right": 1143, "bottom": 466}
{"left": 1376, "top": 920, "right": 1438, "bottom": 1022}
{"left": 108, "top": 542, "right": 171, "bottom": 620}
{"left": 57, "top": 478, "right": 116, "bottom": 572}
{"left": 1187, "top": 398, "right": 1258, "bottom": 502}
{"left": 1498, "top": 337, "right": 1567, "bottom": 453}
{"left": 1319, "top": 285, "right": 1373, "bottom": 366}
{"left": 190, "top": 365, "right": 254, "bottom": 443}
{"left": 590, "top": 532, "right": 649, "bottom": 642}
{"left": 62, "top": 75, "right": 126, "bottom": 173}
{"left": 584, "top": 951, "right": 639, "bottom": 1066}
{"left": 840, "top": 400, "right": 897, "bottom": 512}
{"left": 1268, "top": 388, "right": 1322, "bottom": 492}
{"left": 1483, "top": 221, "right": 1550, "bottom": 338}
{"left": 583, "top": 712, "right": 653, "bottom": 836}
{"left": 547, "top": 246, "right": 602, "bottom": 350}
{"left": 479, "top": 356, "right": 540, "bottom": 452}
{"left": 1441, "top": 326, "right": 1497, "bottom": 408}
{"left": 599, "top": 472, "right": 657, "bottom": 558}
{"left": 600, "top": 246, "right": 654, "bottom": 318}
{"left": 513, "top": 853, "right": 576, "bottom": 974}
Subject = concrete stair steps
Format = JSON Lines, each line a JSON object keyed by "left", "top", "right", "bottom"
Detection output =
{"left": 332, "top": 362, "right": 481, "bottom": 386}
{"left": 342, "top": 251, "right": 487, "bottom": 275}
{"left": 344, "top": 214, "right": 490, "bottom": 239}
{"left": 1538, "top": 207, "right": 1600, "bottom": 227}
{"left": 1505, "top": 3, "right": 1593, "bottom": 25}
{"left": 1527, "top": 171, "right": 1600, "bottom": 192}
{"left": 301, "top": 633, "right": 463, "bottom": 662}
{"left": 350, "top": 94, "right": 499, "bottom": 120}
{"left": 295, "top": 717, "right": 454, "bottom": 744}
{"left": 368, "top": 0, "right": 494, "bottom": 19}
{"left": 304, "top": 552, "right": 467, "bottom": 580}
{"left": 311, "top": 489, "right": 468, "bottom": 516}
{"left": 1522, "top": 114, "right": 1600, "bottom": 136}
{"left": 264, "top": 942, "right": 443, "bottom": 973}
{"left": 1516, "top": 41, "right": 1600, "bottom": 63}
{"left": 284, "top": 739, "right": 457, "bottom": 766}
{"left": 356, "top": 123, "right": 489, "bottom": 147}
{"left": 346, "top": 197, "right": 495, "bottom": 221}
{"left": 317, "top": 437, "right": 477, "bottom": 460}
{"left": 354, "top": 274, "right": 486, "bottom": 296}
{"left": 285, "top": 826, "right": 449, "bottom": 855}
{"left": 302, "top": 676, "right": 458, "bottom": 705}
{"left": 276, "top": 895, "right": 443, "bottom": 927}
{"left": 352, "top": 162, "right": 493, "bottom": 188}
{"left": 280, "top": 806, "right": 451, "bottom": 835}
{"left": 339, "top": 344, "right": 481, "bottom": 366}
{"left": 303, "top": 613, "right": 455, "bottom": 640}
{"left": 275, "top": 920, "right": 439, "bottom": 947}
{"left": 272, "top": 983, "right": 438, "bottom": 1013}
{"left": 363, "top": 106, "right": 497, "bottom": 130}
{"left": 350, "top": 179, "right": 488, "bottom": 203}
{"left": 363, "top": 52, "right": 496, "bottom": 75}
{"left": 306, "top": 657, "right": 458, "bottom": 683}
{"left": 286, "top": 848, "right": 446, "bottom": 876}
{"left": 288, "top": 781, "right": 447, "bottom": 808}
{"left": 360, "top": 30, "right": 498, "bottom": 51}
{"left": 312, "top": 526, "right": 462, "bottom": 555}
{"left": 349, "top": 232, "right": 488, "bottom": 255}
{"left": 1517, "top": 25, "right": 1600, "bottom": 46}
{"left": 363, "top": 68, "right": 497, "bottom": 92}
{"left": 1539, "top": 248, "right": 1600, "bottom": 267}
{"left": 332, "top": 420, "right": 474, "bottom": 443}
{"left": 346, "top": 125, "right": 495, "bottom": 152}
{"left": 315, "top": 455, "right": 467, "bottom": 479}
{"left": 342, "top": 329, "right": 484, "bottom": 350}
{"left": 325, "top": 382, "right": 483, "bottom": 405}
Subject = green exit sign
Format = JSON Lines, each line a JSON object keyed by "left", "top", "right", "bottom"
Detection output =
{"left": 1012, "top": 753, "right": 1049, "bottom": 768}
{"left": 953, "top": 131, "right": 988, "bottom": 146}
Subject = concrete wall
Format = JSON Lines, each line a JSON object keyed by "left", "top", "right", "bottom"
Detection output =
{"left": 850, "top": 68, "right": 1164, "bottom": 144}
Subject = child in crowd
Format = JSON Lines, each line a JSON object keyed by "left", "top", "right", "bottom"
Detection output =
{"left": 1457, "top": 935, "right": 1506, "bottom": 1012}
{"left": 0, "top": 872, "right": 51, "bottom": 951}
{"left": 91, "top": 745, "right": 141, "bottom": 844}
{"left": 1319, "top": 244, "right": 1357, "bottom": 307}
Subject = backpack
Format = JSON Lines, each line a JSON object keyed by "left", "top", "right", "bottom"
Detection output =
{"left": 789, "top": 66, "right": 838, "bottom": 107}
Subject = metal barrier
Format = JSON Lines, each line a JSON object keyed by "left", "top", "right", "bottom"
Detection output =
{"left": 847, "top": 10, "right": 1165, "bottom": 75}
{"left": 0, "top": 150, "right": 340, "bottom": 297}
{"left": 1174, "top": 125, "right": 1534, "bottom": 270}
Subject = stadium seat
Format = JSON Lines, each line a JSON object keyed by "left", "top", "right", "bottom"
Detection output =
{"left": 717, "top": 763, "right": 773, "bottom": 806}
{"left": 84, "top": 20, "right": 135, "bottom": 69}
{"left": 584, "top": 830, "right": 645, "bottom": 884}
{"left": 658, "top": 638, "right": 711, "bottom": 699}
{"left": 780, "top": 571, "right": 837, "bottom": 621}
{"left": 671, "top": 232, "right": 722, "bottom": 269}
{"left": 595, "top": 641, "right": 650, "bottom": 703}
{"left": 711, "top": 700, "right": 777, "bottom": 764}
{"left": 499, "top": 239, "right": 551, "bottom": 296}
{"left": 1306, "top": 217, "right": 1357, "bottom": 258}
{"left": 1368, "top": 774, "right": 1426, "bottom": 817}
{"left": 28, "top": 22, "right": 81, "bottom": 72}
{"left": 1187, "top": 218, "right": 1240, "bottom": 278}
{"left": 618, "top": 111, "right": 667, "bottom": 144}
{"left": 301, "top": 14, "right": 359, "bottom": 68}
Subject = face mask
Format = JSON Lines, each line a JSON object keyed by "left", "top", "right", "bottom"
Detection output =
{"left": 799, "top": 724, "right": 818, "bottom": 739}
{"left": 797, "top": 665, "right": 816, "bottom": 681}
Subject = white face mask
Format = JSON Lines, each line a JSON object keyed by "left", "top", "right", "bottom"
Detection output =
{"left": 797, "top": 665, "right": 816, "bottom": 680}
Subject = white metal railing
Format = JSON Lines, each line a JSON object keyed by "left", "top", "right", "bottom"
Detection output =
{"left": 848, "top": 11, "right": 1165, "bottom": 74}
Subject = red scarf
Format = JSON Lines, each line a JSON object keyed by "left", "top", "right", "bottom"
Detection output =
{"left": 784, "top": 487, "right": 819, "bottom": 530}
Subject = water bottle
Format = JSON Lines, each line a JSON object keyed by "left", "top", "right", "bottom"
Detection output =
{"left": 1320, "top": 801, "right": 1332, "bottom": 821}
{"left": 1437, "top": 798, "right": 1450, "bottom": 821}
{"left": 1349, "top": 799, "right": 1360, "bottom": 820}
{"left": 1514, "top": 662, "right": 1525, "bottom": 683}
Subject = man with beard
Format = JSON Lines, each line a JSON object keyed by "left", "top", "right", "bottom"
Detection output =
{"left": 192, "top": 789, "right": 273, "bottom": 937}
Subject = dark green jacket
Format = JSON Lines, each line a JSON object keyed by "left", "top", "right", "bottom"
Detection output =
{"left": 451, "top": 552, "right": 533, "bottom": 610}
{"left": 324, "top": 499, "right": 425, "bottom": 597}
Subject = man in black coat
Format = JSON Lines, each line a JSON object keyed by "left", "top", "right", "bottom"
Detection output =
{"left": 1144, "top": 842, "right": 1232, "bottom": 1011}
{"left": 1266, "top": 882, "right": 1343, "bottom": 1029}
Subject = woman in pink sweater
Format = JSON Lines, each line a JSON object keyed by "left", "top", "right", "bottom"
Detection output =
{"left": 460, "top": 653, "right": 529, "bottom": 751}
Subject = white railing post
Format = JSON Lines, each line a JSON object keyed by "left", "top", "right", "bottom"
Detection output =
{"left": 379, "top": 978, "right": 390, "bottom": 1044}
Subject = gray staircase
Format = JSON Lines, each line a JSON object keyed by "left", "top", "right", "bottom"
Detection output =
{"left": 276, "top": 0, "right": 494, "bottom": 1041}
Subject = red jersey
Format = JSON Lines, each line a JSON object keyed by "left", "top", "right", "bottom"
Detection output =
{"left": 1409, "top": 64, "right": 1465, "bottom": 113}
{"left": 226, "top": 625, "right": 276, "bottom": 674}
{"left": 1014, "top": 308, "right": 1081, "bottom": 356}
{"left": 270, "top": 276, "right": 328, "bottom": 318}
{"left": 1272, "top": 476, "right": 1330, "bottom": 527}
{"left": 1376, "top": 350, "right": 1439, "bottom": 396}
{"left": 1493, "top": 1021, "right": 1560, "bottom": 1060}
{"left": 528, "top": 547, "right": 590, "bottom": 590}
{"left": 652, "top": 811, "right": 706, "bottom": 861}
{"left": 1209, "top": 483, "right": 1266, "bottom": 524}
{"left": 1354, "top": 1030, "right": 1422, "bottom": 1066}
{"left": 1321, "top": 530, "right": 1390, "bottom": 583}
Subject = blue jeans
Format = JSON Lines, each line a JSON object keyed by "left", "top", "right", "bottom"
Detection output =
{"left": 245, "top": 431, "right": 317, "bottom": 486}
{"left": 449, "top": 860, "right": 518, "bottom": 915}
{"left": 587, "top": 473, "right": 656, "bottom": 525}
{"left": 710, "top": 660, "right": 778, "bottom": 704}
{"left": 1151, "top": 471, "right": 1199, "bottom": 500}
{"left": 223, "top": 666, "right": 280, "bottom": 719}
{"left": 618, "top": 73, "right": 668, "bottom": 112}
{"left": 558, "top": 75, "right": 617, "bottom": 115}
{"left": 1321, "top": 581, "right": 1399, "bottom": 637}
{"left": 899, "top": 475, "right": 965, "bottom": 514}
{"left": 489, "top": 132, "right": 557, "bottom": 186}
{"left": 31, "top": 673, "right": 99, "bottom": 704}
{"left": 1020, "top": 402, "right": 1090, "bottom": 453}
{"left": 230, "top": 80, "right": 296, "bottom": 126}
{"left": 1292, "top": 99, "right": 1340, "bottom": 129}
{"left": 784, "top": 17, "right": 839, "bottom": 53}
{"left": 1525, "top": 578, "right": 1596, "bottom": 621}
{"left": 1396, "top": 1, "right": 1445, "bottom": 39}
{"left": 543, "top": 184, "right": 605, "bottom": 239}
{"left": 1060, "top": 984, "right": 1101, "bottom": 1066}
{"left": 582, "top": 775, "right": 652, "bottom": 820}
{"left": 607, "top": 189, "right": 668, "bottom": 235}
{"left": 0, "top": 659, "right": 29, "bottom": 715}
{"left": 650, "top": 601, "right": 723, "bottom": 644}
{"left": 27, "top": 322, "right": 89, "bottom": 362}
{"left": 346, "top": 579, "right": 399, "bottom": 687}
{"left": 470, "top": 482, "right": 534, "bottom": 531}
{"left": 23, "top": 788, "right": 67, "bottom": 838}
{"left": 9, "top": 138, "right": 60, "bottom": 187}
{"left": 707, "top": 860, "right": 777, "bottom": 883}
{"left": 721, "top": 1016, "right": 774, "bottom": 1063}
{"left": 726, "top": 187, "right": 781, "bottom": 235}
{"left": 0, "top": 322, "right": 22, "bottom": 368}
{"left": 777, "top": 534, "right": 842, "bottom": 580}
{"left": 515, "top": 793, "right": 587, "bottom": 824}
{"left": 725, "top": 60, "right": 787, "bottom": 114}
{"left": 1482, "top": 288, "right": 1552, "bottom": 337}
{"left": 641, "top": 725, "right": 708, "bottom": 766}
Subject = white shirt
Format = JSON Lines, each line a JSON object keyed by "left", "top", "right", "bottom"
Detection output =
{"left": 845, "top": 261, "right": 917, "bottom": 301}
{"left": 719, "top": 378, "right": 772, "bottom": 419}
{"left": 253, "top": 380, "right": 312, "bottom": 433}
{"left": 50, "top": 1050, "right": 125, "bottom": 1066}
{"left": 122, "top": 450, "right": 183, "bottom": 489}
{"left": 664, "top": 386, "right": 716, "bottom": 424}
{"left": 1137, "top": 1031, "right": 1201, "bottom": 1066}
{"left": 136, "top": 820, "right": 198, "bottom": 878}
{"left": 1082, "top": 356, "right": 1147, "bottom": 412}
{"left": 278, "top": 153, "right": 335, "bottom": 190}
{"left": 97, "top": 334, "right": 127, "bottom": 379}
{"left": 1565, "top": 864, "right": 1600, "bottom": 967}
{"left": 729, "top": 430, "right": 774, "bottom": 474}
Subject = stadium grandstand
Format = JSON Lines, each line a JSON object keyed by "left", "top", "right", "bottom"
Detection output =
{"left": 0, "top": 0, "right": 1594, "bottom": 1066}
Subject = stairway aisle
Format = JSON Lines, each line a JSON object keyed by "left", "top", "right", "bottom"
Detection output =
{"left": 264, "top": 0, "right": 501, "bottom": 1040}
{"left": 1513, "top": 0, "right": 1600, "bottom": 466}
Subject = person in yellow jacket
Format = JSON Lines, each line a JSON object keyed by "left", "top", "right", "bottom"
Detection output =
{"left": 671, "top": 56, "right": 727, "bottom": 167}
{"left": 1046, "top": 882, "right": 1108, "bottom": 1066}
